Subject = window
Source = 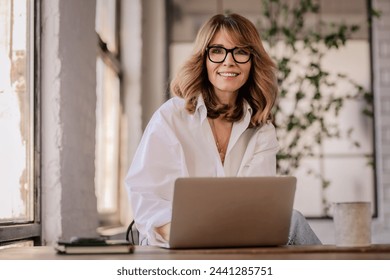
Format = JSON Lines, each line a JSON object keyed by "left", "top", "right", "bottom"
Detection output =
{"left": 95, "top": 0, "right": 126, "bottom": 228}
{"left": 168, "top": 0, "right": 376, "bottom": 218}
{"left": 0, "top": 0, "right": 40, "bottom": 245}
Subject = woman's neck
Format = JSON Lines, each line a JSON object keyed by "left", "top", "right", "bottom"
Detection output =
{"left": 214, "top": 90, "right": 238, "bottom": 106}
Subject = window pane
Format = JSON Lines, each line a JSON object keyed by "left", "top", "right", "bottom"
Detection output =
{"left": 95, "top": 57, "right": 120, "bottom": 215}
{"left": 0, "top": 0, "right": 34, "bottom": 223}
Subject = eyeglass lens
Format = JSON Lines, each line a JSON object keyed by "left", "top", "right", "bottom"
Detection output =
{"left": 208, "top": 47, "right": 251, "bottom": 63}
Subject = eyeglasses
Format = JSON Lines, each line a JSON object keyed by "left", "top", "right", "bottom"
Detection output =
{"left": 206, "top": 46, "right": 252, "bottom": 64}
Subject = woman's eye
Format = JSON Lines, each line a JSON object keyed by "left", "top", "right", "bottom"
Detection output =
{"left": 211, "top": 48, "right": 224, "bottom": 54}
{"left": 235, "top": 49, "right": 249, "bottom": 55}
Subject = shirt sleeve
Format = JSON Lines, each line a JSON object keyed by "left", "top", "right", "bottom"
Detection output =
{"left": 238, "top": 123, "right": 279, "bottom": 177}
{"left": 125, "top": 111, "right": 186, "bottom": 246}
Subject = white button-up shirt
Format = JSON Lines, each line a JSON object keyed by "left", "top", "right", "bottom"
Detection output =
{"left": 125, "top": 95, "right": 279, "bottom": 246}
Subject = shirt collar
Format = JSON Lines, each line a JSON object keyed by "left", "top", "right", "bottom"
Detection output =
{"left": 195, "top": 94, "right": 253, "bottom": 125}
{"left": 243, "top": 98, "right": 253, "bottom": 120}
{"left": 195, "top": 95, "right": 208, "bottom": 122}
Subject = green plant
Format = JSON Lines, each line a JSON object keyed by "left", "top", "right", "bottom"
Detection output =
{"left": 259, "top": 0, "right": 377, "bottom": 215}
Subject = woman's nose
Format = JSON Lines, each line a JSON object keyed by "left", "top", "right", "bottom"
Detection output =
{"left": 223, "top": 52, "right": 235, "bottom": 65}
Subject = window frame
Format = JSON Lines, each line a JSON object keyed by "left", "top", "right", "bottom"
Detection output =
{"left": 0, "top": 0, "right": 41, "bottom": 246}
{"left": 95, "top": 0, "right": 125, "bottom": 228}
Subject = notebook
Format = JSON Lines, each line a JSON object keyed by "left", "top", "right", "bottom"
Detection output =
{"left": 167, "top": 176, "right": 296, "bottom": 249}
{"left": 55, "top": 238, "right": 134, "bottom": 254}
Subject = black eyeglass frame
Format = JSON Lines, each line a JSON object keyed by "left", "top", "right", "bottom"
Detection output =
{"left": 206, "top": 46, "right": 252, "bottom": 64}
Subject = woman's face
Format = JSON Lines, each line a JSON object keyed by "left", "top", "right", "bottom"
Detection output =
{"left": 206, "top": 30, "right": 251, "bottom": 103}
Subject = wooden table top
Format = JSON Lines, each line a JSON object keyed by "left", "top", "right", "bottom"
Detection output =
{"left": 1, "top": 244, "right": 390, "bottom": 260}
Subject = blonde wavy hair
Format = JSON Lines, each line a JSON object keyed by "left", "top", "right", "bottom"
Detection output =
{"left": 170, "top": 13, "right": 278, "bottom": 127}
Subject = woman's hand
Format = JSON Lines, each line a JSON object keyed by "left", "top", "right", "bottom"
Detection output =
{"left": 155, "top": 222, "right": 171, "bottom": 241}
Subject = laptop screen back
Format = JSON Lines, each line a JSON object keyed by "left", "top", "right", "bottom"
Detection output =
{"left": 168, "top": 176, "right": 296, "bottom": 249}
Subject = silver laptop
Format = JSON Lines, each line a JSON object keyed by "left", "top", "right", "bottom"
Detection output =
{"left": 168, "top": 176, "right": 296, "bottom": 249}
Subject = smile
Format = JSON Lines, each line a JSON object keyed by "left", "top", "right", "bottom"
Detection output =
{"left": 218, "top": 72, "right": 239, "bottom": 77}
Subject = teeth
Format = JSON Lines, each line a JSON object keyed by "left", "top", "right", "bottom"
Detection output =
{"left": 219, "top": 72, "right": 238, "bottom": 77}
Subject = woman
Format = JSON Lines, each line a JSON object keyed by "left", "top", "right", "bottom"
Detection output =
{"left": 125, "top": 13, "right": 321, "bottom": 246}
